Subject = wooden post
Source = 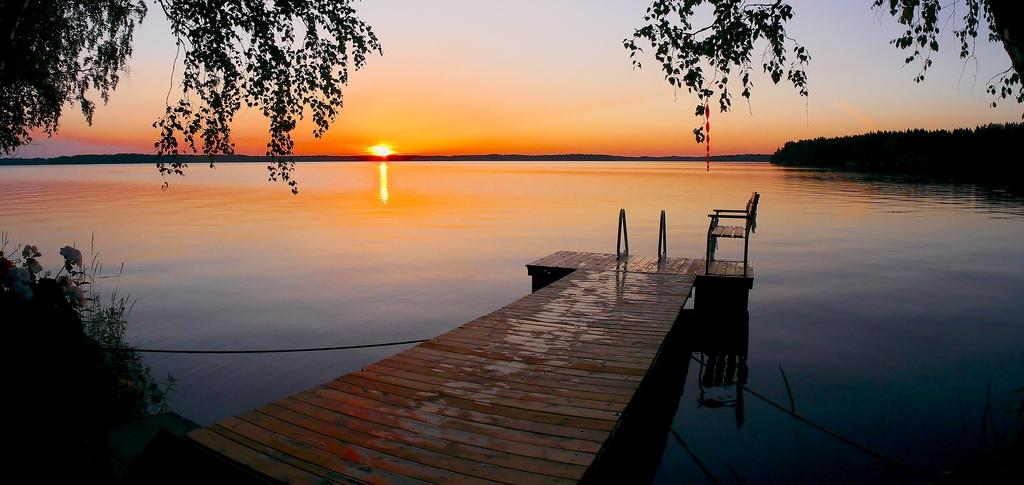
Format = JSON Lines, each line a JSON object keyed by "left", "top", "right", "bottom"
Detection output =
{"left": 693, "top": 275, "right": 753, "bottom": 313}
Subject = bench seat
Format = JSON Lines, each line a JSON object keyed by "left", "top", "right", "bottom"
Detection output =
{"left": 710, "top": 225, "right": 747, "bottom": 238}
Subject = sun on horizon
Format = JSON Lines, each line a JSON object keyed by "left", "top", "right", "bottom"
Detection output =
{"left": 368, "top": 144, "right": 394, "bottom": 158}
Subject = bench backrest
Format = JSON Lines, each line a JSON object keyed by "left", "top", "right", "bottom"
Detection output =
{"left": 746, "top": 192, "right": 760, "bottom": 232}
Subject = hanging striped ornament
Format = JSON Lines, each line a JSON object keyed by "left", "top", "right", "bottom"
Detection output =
{"left": 705, "top": 99, "right": 711, "bottom": 172}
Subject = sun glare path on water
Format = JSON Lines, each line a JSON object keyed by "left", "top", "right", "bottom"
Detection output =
{"left": 369, "top": 144, "right": 394, "bottom": 157}
{"left": 378, "top": 161, "right": 389, "bottom": 204}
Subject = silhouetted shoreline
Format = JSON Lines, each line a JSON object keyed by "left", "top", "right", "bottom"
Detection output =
{"left": 0, "top": 153, "right": 771, "bottom": 165}
{"left": 771, "top": 123, "right": 1024, "bottom": 182}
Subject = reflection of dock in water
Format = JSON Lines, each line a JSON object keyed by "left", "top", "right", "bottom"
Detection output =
{"left": 693, "top": 312, "right": 749, "bottom": 430}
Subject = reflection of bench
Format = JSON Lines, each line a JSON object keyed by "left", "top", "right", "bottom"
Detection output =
{"left": 706, "top": 192, "right": 759, "bottom": 276}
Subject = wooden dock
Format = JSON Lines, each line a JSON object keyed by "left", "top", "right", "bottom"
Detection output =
{"left": 185, "top": 252, "right": 753, "bottom": 484}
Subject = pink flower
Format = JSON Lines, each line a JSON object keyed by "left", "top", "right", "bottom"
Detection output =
{"left": 63, "top": 282, "right": 86, "bottom": 307}
{"left": 58, "top": 276, "right": 87, "bottom": 307}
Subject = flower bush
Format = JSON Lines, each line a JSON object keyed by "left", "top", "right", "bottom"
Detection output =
{"left": 0, "top": 233, "right": 173, "bottom": 416}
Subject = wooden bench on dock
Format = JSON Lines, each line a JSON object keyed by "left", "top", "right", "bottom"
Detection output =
{"left": 706, "top": 192, "right": 759, "bottom": 276}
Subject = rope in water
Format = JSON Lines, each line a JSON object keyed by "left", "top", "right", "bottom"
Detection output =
{"left": 685, "top": 354, "right": 932, "bottom": 481}
{"left": 100, "top": 338, "right": 429, "bottom": 354}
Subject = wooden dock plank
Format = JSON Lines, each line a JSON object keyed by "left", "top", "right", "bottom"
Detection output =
{"left": 254, "top": 403, "right": 583, "bottom": 483}
{"left": 206, "top": 421, "right": 440, "bottom": 485}
{"left": 408, "top": 346, "right": 645, "bottom": 383}
{"left": 451, "top": 320, "right": 667, "bottom": 348}
{"left": 371, "top": 357, "right": 633, "bottom": 406}
{"left": 288, "top": 391, "right": 595, "bottom": 465}
{"left": 418, "top": 340, "right": 651, "bottom": 377}
{"left": 269, "top": 399, "right": 590, "bottom": 480}
{"left": 189, "top": 428, "right": 350, "bottom": 485}
{"left": 433, "top": 331, "right": 658, "bottom": 366}
{"left": 314, "top": 382, "right": 610, "bottom": 444}
{"left": 444, "top": 326, "right": 661, "bottom": 360}
{"left": 345, "top": 370, "right": 621, "bottom": 425}
{"left": 293, "top": 389, "right": 601, "bottom": 454}
{"left": 381, "top": 354, "right": 635, "bottom": 402}
{"left": 403, "top": 347, "right": 642, "bottom": 390}
{"left": 462, "top": 318, "right": 669, "bottom": 345}
{"left": 222, "top": 414, "right": 498, "bottom": 484}
{"left": 529, "top": 250, "right": 752, "bottom": 279}
{"left": 189, "top": 261, "right": 697, "bottom": 483}
{"left": 359, "top": 365, "right": 626, "bottom": 415}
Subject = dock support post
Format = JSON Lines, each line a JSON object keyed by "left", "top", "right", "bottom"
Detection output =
{"left": 693, "top": 275, "right": 753, "bottom": 313}
{"left": 526, "top": 266, "right": 576, "bottom": 292}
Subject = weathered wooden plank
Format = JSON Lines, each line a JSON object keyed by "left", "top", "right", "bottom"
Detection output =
{"left": 271, "top": 399, "right": 590, "bottom": 479}
{"left": 223, "top": 414, "right": 498, "bottom": 484}
{"left": 489, "top": 306, "right": 684, "bottom": 325}
{"left": 528, "top": 251, "right": 753, "bottom": 282}
{"left": 297, "top": 390, "right": 603, "bottom": 454}
{"left": 711, "top": 225, "right": 746, "bottom": 238}
{"left": 459, "top": 317, "right": 670, "bottom": 345}
{"left": 447, "top": 326, "right": 663, "bottom": 359}
{"left": 434, "top": 331, "right": 659, "bottom": 365}
{"left": 408, "top": 346, "right": 645, "bottom": 384}
{"left": 383, "top": 353, "right": 635, "bottom": 402}
{"left": 481, "top": 313, "right": 679, "bottom": 335}
{"left": 315, "top": 382, "right": 610, "bottom": 444}
{"left": 288, "top": 391, "right": 597, "bottom": 465}
{"left": 464, "top": 318, "right": 669, "bottom": 345}
{"left": 190, "top": 428, "right": 348, "bottom": 485}
{"left": 351, "top": 368, "right": 622, "bottom": 422}
{"left": 419, "top": 340, "right": 651, "bottom": 376}
{"left": 335, "top": 373, "right": 618, "bottom": 431}
{"left": 366, "top": 361, "right": 627, "bottom": 411}
{"left": 403, "top": 347, "right": 641, "bottom": 391}
{"left": 256, "top": 402, "right": 585, "bottom": 483}
{"left": 211, "top": 419, "right": 447, "bottom": 484}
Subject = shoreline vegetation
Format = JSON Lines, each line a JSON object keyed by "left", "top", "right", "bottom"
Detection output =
{"left": 770, "top": 123, "right": 1024, "bottom": 180}
{"left": 2, "top": 235, "right": 175, "bottom": 481}
{"left": 0, "top": 153, "right": 771, "bottom": 165}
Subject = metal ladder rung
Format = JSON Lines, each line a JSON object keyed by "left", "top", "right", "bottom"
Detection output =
{"left": 657, "top": 210, "right": 667, "bottom": 264}
{"left": 616, "top": 209, "right": 629, "bottom": 260}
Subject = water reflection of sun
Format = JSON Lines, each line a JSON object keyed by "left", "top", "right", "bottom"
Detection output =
{"left": 378, "top": 161, "right": 389, "bottom": 204}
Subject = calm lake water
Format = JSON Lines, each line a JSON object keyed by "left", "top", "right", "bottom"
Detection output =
{"left": 2, "top": 161, "right": 1022, "bottom": 482}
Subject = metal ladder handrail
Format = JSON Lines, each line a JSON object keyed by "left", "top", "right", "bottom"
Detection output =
{"left": 616, "top": 208, "right": 629, "bottom": 260}
{"left": 657, "top": 209, "right": 667, "bottom": 264}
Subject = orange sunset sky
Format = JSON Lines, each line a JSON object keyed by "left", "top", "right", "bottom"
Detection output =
{"left": 10, "top": 0, "right": 1023, "bottom": 158}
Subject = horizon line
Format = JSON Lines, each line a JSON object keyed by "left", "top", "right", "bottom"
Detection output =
{"left": 2, "top": 152, "right": 773, "bottom": 163}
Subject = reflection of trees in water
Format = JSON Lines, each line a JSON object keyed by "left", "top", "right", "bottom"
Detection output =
{"left": 781, "top": 168, "right": 1024, "bottom": 217}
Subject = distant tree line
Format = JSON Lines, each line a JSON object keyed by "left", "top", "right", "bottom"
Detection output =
{"left": 771, "top": 123, "right": 1024, "bottom": 177}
